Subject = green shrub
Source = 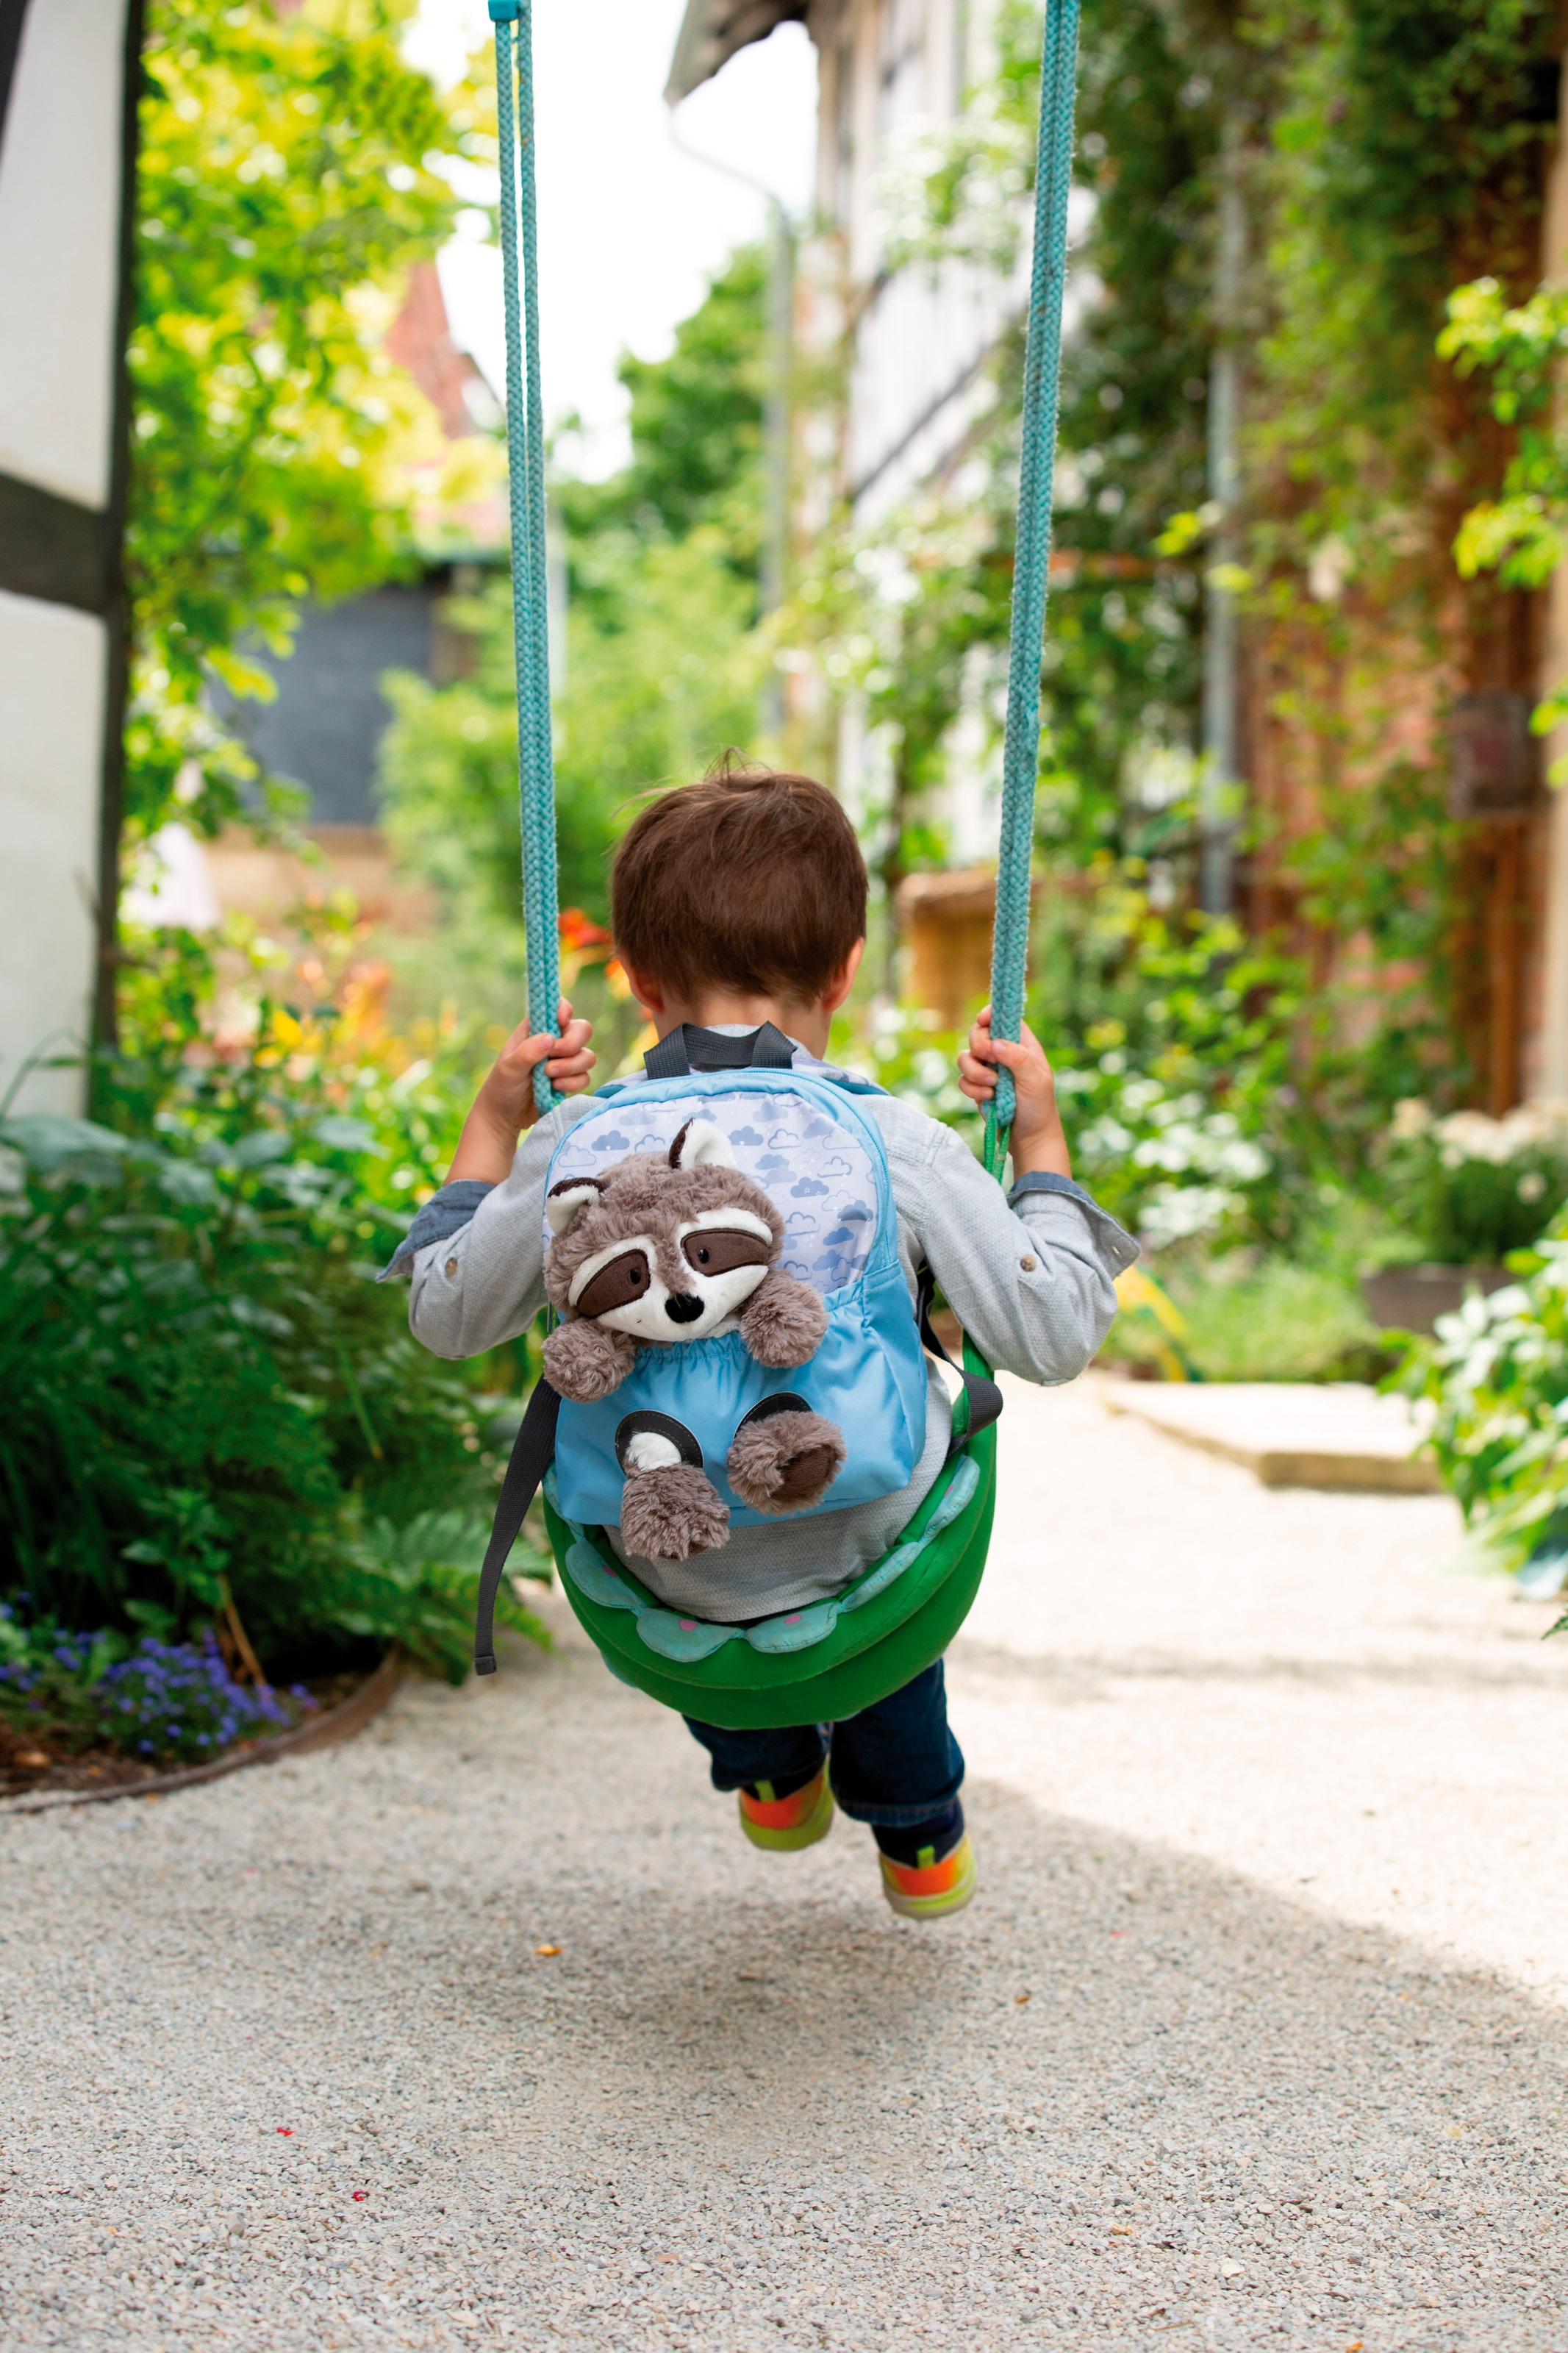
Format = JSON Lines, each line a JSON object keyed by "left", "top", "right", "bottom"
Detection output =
{"left": 834, "top": 871, "right": 1306, "bottom": 1256}
{"left": 1102, "top": 1254, "right": 1383, "bottom": 1383}
{"left": 1400, "top": 1225, "right": 1568, "bottom": 1575}
{"left": 1031, "top": 879, "right": 1306, "bottom": 1249}
{"left": 0, "top": 1048, "right": 544, "bottom": 1685}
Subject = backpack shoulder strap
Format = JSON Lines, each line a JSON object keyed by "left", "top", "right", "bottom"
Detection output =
{"left": 474, "top": 1377, "right": 562, "bottom": 1677}
{"left": 642, "top": 1022, "right": 796, "bottom": 1078}
{"left": 914, "top": 1265, "right": 1003, "bottom": 1456}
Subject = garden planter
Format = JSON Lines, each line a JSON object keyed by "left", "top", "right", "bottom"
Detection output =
{"left": 1360, "top": 1263, "right": 1514, "bottom": 1336}
{"left": 0, "top": 1652, "right": 403, "bottom": 1815}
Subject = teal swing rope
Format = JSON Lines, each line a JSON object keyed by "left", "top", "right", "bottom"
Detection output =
{"left": 985, "top": 0, "right": 1080, "bottom": 1176}
{"left": 490, "top": 0, "right": 560, "bottom": 1115}
{"left": 488, "top": 0, "right": 1077, "bottom": 1146}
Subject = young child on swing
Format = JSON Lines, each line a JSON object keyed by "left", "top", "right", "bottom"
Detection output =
{"left": 393, "top": 763, "right": 1136, "bottom": 1918}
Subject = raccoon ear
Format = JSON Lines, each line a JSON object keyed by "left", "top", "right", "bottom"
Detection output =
{"left": 668, "top": 1118, "right": 736, "bottom": 1171}
{"left": 545, "top": 1176, "right": 606, "bottom": 1235}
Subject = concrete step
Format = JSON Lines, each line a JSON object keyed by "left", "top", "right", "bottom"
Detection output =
{"left": 1096, "top": 1377, "right": 1443, "bottom": 1493}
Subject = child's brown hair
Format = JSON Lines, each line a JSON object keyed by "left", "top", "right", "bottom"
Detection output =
{"left": 610, "top": 760, "right": 867, "bottom": 1005}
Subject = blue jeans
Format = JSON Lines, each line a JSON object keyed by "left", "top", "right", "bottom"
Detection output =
{"left": 684, "top": 1659, "right": 964, "bottom": 1830}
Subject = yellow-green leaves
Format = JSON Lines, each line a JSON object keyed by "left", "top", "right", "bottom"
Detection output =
{"left": 127, "top": 0, "right": 484, "bottom": 852}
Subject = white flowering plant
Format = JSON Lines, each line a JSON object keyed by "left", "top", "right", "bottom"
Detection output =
{"left": 835, "top": 1012, "right": 1284, "bottom": 1254}
{"left": 1379, "top": 1099, "right": 1568, "bottom": 1265}
{"left": 1061, "top": 1068, "right": 1275, "bottom": 1249}
{"left": 1026, "top": 879, "right": 1303, "bottom": 1248}
{"left": 835, "top": 876, "right": 1303, "bottom": 1251}
{"left": 1399, "top": 1225, "right": 1568, "bottom": 1586}
{"left": 834, "top": 1004, "right": 978, "bottom": 1133}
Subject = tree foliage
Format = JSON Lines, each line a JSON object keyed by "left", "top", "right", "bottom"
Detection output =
{"left": 127, "top": 0, "right": 487, "bottom": 851}
{"left": 1444, "top": 274, "right": 1568, "bottom": 591}
{"left": 562, "top": 243, "right": 770, "bottom": 576}
{"left": 1259, "top": 0, "right": 1556, "bottom": 497}
{"left": 379, "top": 246, "right": 770, "bottom": 938}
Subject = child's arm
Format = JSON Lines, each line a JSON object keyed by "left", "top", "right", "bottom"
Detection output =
{"left": 888, "top": 1007, "right": 1137, "bottom": 1385}
{"left": 388, "top": 1002, "right": 597, "bottom": 1358}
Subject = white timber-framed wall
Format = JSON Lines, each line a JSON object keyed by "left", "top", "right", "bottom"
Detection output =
{"left": 810, "top": 0, "right": 1019, "bottom": 527}
{"left": 0, "top": 0, "right": 140, "bottom": 1115}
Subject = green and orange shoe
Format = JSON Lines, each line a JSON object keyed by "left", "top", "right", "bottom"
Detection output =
{"left": 878, "top": 1831, "right": 977, "bottom": 1920}
{"left": 737, "top": 1765, "right": 835, "bottom": 1853}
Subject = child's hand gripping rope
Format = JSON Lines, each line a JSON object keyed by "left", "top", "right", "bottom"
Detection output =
{"left": 449, "top": 1000, "right": 596, "bottom": 1184}
{"left": 956, "top": 1007, "right": 1074, "bottom": 1179}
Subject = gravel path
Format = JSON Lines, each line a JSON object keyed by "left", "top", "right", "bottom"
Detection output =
{"left": 5, "top": 1376, "right": 1568, "bottom": 2351}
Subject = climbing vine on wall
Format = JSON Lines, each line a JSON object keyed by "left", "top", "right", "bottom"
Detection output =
{"left": 798, "top": 0, "right": 1562, "bottom": 1111}
{"left": 1246, "top": 0, "right": 1558, "bottom": 1113}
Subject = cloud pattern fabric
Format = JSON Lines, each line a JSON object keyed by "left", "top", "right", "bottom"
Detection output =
{"left": 541, "top": 1088, "right": 878, "bottom": 1293}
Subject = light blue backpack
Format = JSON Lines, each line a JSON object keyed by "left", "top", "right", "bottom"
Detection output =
{"left": 541, "top": 1026, "right": 929, "bottom": 1532}
{"left": 473, "top": 1023, "right": 1005, "bottom": 1716}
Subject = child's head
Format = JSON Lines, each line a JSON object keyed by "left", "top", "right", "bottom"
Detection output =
{"left": 611, "top": 761, "right": 867, "bottom": 1018}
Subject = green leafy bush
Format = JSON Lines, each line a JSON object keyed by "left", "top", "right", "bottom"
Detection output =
{"left": 1400, "top": 1230, "right": 1568, "bottom": 1571}
{"left": 1, "top": 1001, "right": 545, "bottom": 1686}
{"left": 834, "top": 872, "right": 1304, "bottom": 1254}
{"left": 1103, "top": 1255, "right": 1383, "bottom": 1383}
{"left": 1029, "top": 874, "right": 1304, "bottom": 1248}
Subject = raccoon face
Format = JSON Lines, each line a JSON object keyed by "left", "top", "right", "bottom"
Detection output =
{"left": 545, "top": 1117, "right": 787, "bottom": 1345}
{"left": 566, "top": 1205, "right": 774, "bottom": 1344}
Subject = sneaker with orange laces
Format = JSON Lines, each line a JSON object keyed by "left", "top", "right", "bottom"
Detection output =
{"left": 877, "top": 1819, "right": 976, "bottom": 1920}
{"left": 737, "top": 1764, "right": 835, "bottom": 1852}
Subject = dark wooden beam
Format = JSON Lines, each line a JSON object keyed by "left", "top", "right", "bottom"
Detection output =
{"left": 92, "top": 0, "right": 147, "bottom": 1065}
{"left": 0, "top": 471, "right": 108, "bottom": 613}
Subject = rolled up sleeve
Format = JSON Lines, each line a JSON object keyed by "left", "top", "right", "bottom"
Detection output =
{"left": 883, "top": 1116, "right": 1138, "bottom": 1386}
{"left": 404, "top": 1101, "right": 590, "bottom": 1361}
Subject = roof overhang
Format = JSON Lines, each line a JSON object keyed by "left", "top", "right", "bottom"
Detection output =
{"left": 664, "top": 0, "right": 809, "bottom": 105}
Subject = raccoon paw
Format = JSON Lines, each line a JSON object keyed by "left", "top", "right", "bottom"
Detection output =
{"left": 619, "top": 1464, "right": 731, "bottom": 1563}
{"left": 727, "top": 1404, "right": 847, "bottom": 1516}
{"left": 542, "top": 1318, "right": 637, "bottom": 1403}
{"left": 738, "top": 1268, "right": 828, "bottom": 1369}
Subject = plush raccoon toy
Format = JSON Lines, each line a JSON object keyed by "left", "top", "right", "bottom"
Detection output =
{"left": 541, "top": 1119, "right": 847, "bottom": 1561}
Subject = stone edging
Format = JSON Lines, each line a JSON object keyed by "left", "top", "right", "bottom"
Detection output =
{"left": 0, "top": 1652, "right": 404, "bottom": 1817}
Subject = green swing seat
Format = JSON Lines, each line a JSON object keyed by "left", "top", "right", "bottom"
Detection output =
{"left": 480, "top": 0, "right": 1080, "bottom": 1722}
{"left": 545, "top": 1379, "right": 997, "bottom": 1731}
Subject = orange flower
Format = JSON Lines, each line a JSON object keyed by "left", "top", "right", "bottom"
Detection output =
{"left": 558, "top": 907, "right": 613, "bottom": 957}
